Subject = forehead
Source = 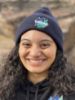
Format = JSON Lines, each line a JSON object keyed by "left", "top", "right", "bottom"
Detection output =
{"left": 21, "top": 30, "right": 53, "bottom": 41}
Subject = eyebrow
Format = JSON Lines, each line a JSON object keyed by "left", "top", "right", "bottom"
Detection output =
{"left": 20, "top": 38, "right": 53, "bottom": 43}
{"left": 40, "top": 39, "right": 53, "bottom": 43}
{"left": 20, "top": 39, "right": 30, "bottom": 42}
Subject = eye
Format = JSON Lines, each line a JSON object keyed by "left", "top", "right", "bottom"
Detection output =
{"left": 22, "top": 42, "right": 31, "bottom": 48}
{"left": 40, "top": 43, "right": 51, "bottom": 49}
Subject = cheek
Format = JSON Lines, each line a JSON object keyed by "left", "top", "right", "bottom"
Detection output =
{"left": 18, "top": 46, "right": 26, "bottom": 58}
{"left": 44, "top": 48, "right": 57, "bottom": 60}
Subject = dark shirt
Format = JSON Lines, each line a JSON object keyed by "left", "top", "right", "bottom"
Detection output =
{"left": 14, "top": 79, "right": 75, "bottom": 100}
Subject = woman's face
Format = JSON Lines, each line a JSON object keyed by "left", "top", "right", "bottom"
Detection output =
{"left": 18, "top": 30, "right": 57, "bottom": 75}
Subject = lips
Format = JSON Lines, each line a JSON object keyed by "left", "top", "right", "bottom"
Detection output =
{"left": 29, "top": 59, "right": 45, "bottom": 63}
{"left": 26, "top": 58, "right": 47, "bottom": 66}
{"left": 27, "top": 58, "right": 46, "bottom": 61}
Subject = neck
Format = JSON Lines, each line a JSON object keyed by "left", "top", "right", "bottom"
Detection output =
{"left": 28, "top": 72, "right": 48, "bottom": 84}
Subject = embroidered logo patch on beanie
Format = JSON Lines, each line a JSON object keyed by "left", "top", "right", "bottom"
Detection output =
{"left": 35, "top": 17, "right": 48, "bottom": 29}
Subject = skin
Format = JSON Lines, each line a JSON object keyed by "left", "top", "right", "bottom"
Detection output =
{"left": 18, "top": 30, "right": 57, "bottom": 84}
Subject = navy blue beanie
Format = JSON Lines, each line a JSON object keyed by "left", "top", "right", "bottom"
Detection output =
{"left": 16, "top": 7, "right": 63, "bottom": 52}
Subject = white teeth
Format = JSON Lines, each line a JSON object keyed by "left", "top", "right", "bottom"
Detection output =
{"left": 30, "top": 60, "right": 43, "bottom": 63}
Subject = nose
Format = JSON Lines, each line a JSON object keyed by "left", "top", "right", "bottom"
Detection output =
{"left": 29, "top": 45, "right": 42, "bottom": 57}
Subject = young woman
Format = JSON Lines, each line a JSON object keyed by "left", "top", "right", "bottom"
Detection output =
{"left": 0, "top": 7, "right": 75, "bottom": 100}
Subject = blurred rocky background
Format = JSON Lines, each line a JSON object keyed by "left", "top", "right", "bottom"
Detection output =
{"left": 0, "top": 0, "right": 75, "bottom": 67}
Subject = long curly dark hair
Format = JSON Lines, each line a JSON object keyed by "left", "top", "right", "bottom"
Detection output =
{"left": 0, "top": 44, "right": 75, "bottom": 100}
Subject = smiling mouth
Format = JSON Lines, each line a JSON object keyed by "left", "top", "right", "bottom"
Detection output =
{"left": 26, "top": 58, "right": 47, "bottom": 64}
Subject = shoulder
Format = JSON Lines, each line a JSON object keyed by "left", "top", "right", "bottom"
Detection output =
{"left": 65, "top": 62, "right": 75, "bottom": 78}
{"left": 64, "top": 92, "right": 75, "bottom": 100}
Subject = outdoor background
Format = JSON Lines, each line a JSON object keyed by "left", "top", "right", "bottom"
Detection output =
{"left": 0, "top": 0, "right": 75, "bottom": 71}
